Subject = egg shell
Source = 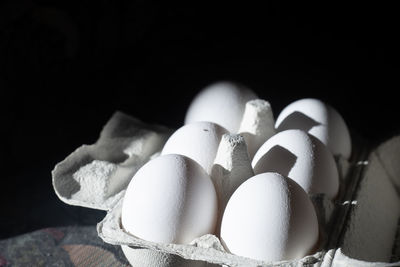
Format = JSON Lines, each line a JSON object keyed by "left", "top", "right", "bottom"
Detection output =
{"left": 184, "top": 81, "right": 257, "bottom": 133}
{"left": 121, "top": 154, "right": 218, "bottom": 244}
{"left": 252, "top": 129, "right": 339, "bottom": 199}
{"left": 161, "top": 122, "right": 228, "bottom": 174}
{"left": 220, "top": 172, "right": 319, "bottom": 262}
{"left": 275, "top": 98, "right": 352, "bottom": 159}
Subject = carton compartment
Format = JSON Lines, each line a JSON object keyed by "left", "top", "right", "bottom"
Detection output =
{"left": 52, "top": 111, "right": 171, "bottom": 210}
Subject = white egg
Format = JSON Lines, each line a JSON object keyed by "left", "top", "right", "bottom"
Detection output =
{"left": 275, "top": 98, "right": 351, "bottom": 159}
{"left": 121, "top": 154, "right": 218, "bottom": 244}
{"left": 184, "top": 81, "right": 258, "bottom": 133}
{"left": 161, "top": 122, "right": 228, "bottom": 174}
{"left": 220, "top": 172, "right": 319, "bottom": 262}
{"left": 252, "top": 129, "right": 339, "bottom": 199}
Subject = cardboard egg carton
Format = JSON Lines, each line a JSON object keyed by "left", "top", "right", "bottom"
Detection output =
{"left": 52, "top": 110, "right": 400, "bottom": 267}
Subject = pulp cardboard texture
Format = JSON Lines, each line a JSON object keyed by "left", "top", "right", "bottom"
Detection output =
{"left": 52, "top": 111, "right": 172, "bottom": 210}
{"left": 52, "top": 110, "right": 400, "bottom": 267}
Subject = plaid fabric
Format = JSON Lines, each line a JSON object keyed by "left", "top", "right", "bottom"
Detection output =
{"left": 0, "top": 226, "right": 130, "bottom": 267}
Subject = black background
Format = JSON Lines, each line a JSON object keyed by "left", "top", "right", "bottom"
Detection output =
{"left": 1, "top": 2, "right": 399, "bottom": 239}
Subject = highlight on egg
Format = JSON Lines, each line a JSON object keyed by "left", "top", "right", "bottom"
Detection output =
{"left": 121, "top": 154, "right": 218, "bottom": 244}
{"left": 275, "top": 98, "right": 352, "bottom": 159}
{"left": 252, "top": 129, "right": 339, "bottom": 199}
{"left": 184, "top": 81, "right": 258, "bottom": 133}
{"left": 220, "top": 172, "right": 319, "bottom": 262}
{"left": 161, "top": 121, "right": 228, "bottom": 174}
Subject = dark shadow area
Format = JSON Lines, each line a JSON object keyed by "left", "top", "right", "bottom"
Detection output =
{"left": 276, "top": 111, "right": 321, "bottom": 133}
{"left": 253, "top": 145, "right": 297, "bottom": 177}
{"left": 0, "top": 163, "right": 106, "bottom": 239}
